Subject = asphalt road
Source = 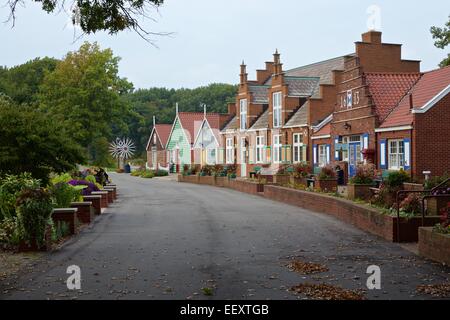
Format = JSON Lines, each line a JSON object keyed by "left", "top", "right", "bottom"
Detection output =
{"left": 1, "top": 173, "right": 449, "bottom": 300}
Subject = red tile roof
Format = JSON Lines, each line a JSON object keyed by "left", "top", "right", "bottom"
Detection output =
{"left": 154, "top": 124, "right": 172, "bottom": 147}
{"left": 365, "top": 73, "right": 421, "bottom": 122}
{"left": 381, "top": 66, "right": 450, "bottom": 128}
{"left": 177, "top": 112, "right": 225, "bottom": 144}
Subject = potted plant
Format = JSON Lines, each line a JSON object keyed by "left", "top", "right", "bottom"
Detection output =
{"left": 315, "top": 166, "right": 338, "bottom": 192}
{"left": 290, "top": 162, "right": 311, "bottom": 186}
{"left": 348, "top": 163, "right": 376, "bottom": 201}
{"left": 361, "top": 148, "right": 376, "bottom": 163}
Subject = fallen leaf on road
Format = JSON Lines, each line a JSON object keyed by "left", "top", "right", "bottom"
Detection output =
{"left": 416, "top": 283, "right": 450, "bottom": 298}
{"left": 290, "top": 283, "right": 365, "bottom": 300}
{"left": 285, "top": 260, "right": 329, "bottom": 275}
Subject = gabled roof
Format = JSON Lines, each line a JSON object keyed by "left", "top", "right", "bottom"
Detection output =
{"left": 284, "top": 102, "right": 309, "bottom": 128}
{"left": 146, "top": 124, "right": 172, "bottom": 150}
{"left": 380, "top": 66, "right": 450, "bottom": 128}
{"left": 154, "top": 124, "right": 172, "bottom": 146}
{"left": 175, "top": 112, "right": 224, "bottom": 144}
{"left": 365, "top": 72, "right": 421, "bottom": 122}
{"left": 249, "top": 109, "right": 269, "bottom": 131}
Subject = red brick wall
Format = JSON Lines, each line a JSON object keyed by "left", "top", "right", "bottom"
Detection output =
{"left": 419, "top": 227, "right": 450, "bottom": 265}
{"left": 414, "top": 93, "right": 450, "bottom": 179}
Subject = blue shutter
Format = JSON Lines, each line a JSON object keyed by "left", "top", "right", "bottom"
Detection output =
{"left": 313, "top": 144, "right": 317, "bottom": 167}
{"left": 334, "top": 136, "right": 340, "bottom": 160}
{"left": 404, "top": 139, "right": 411, "bottom": 170}
{"left": 379, "top": 139, "right": 387, "bottom": 169}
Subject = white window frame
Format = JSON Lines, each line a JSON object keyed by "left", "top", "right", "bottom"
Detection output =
{"left": 206, "top": 148, "right": 216, "bottom": 165}
{"left": 256, "top": 136, "right": 265, "bottom": 164}
{"left": 273, "top": 135, "right": 282, "bottom": 164}
{"left": 293, "top": 133, "right": 304, "bottom": 163}
{"left": 318, "top": 145, "right": 328, "bottom": 167}
{"left": 240, "top": 99, "right": 247, "bottom": 130}
{"left": 388, "top": 139, "right": 405, "bottom": 170}
{"left": 226, "top": 138, "right": 234, "bottom": 164}
{"left": 273, "top": 92, "right": 282, "bottom": 128}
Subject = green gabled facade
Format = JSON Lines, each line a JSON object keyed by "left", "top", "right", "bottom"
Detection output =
{"left": 166, "top": 117, "right": 191, "bottom": 172}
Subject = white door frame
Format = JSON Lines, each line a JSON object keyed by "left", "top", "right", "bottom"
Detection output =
{"left": 240, "top": 137, "right": 247, "bottom": 177}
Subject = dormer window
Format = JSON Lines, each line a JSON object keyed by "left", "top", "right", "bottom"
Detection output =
{"left": 273, "top": 92, "right": 282, "bottom": 128}
{"left": 240, "top": 99, "right": 247, "bottom": 130}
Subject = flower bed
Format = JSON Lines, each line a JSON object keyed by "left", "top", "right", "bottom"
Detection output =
{"left": 419, "top": 227, "right": 450, "bottom": 265}
{"left": 347, "top": 184, "right": 373, "bottom": 201}
{"left": 263, "top": 185, "right": 440, "bottom": 242}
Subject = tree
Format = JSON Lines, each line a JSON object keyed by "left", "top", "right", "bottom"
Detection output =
{"left": 0, "top": 96, "right": 85, "bottom": 183}
{"left": 7, "top": 0, "right": 167, "bottom": 43}
{"left": 431, "top": 16, "right": 450, "bottom": 67}
{"left": 39, "top": 42, "right": 133, "bottom": 166}
{"left": 0, "top": 57, "right": 58, "bottom": 105}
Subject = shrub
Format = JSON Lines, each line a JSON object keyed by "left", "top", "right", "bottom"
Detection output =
{"left": 224, "top": 164, "right": 237, "bottom": 175}
{"left": 212, "top": 164, "right": 226, "bottom": 177}
{"left": 130, "top": 170, "right": 142, "bottom": 177}
{"left": 50, "top": 173, "right": 73, "bottom": 185}
{"left": 318, "top": 166, "right": 336, "bottom": 180}
{"left": 399, "top": 193, "right": 422, "bottom": 215}
{"left": 200, "top": 165, "right": 214, "bottom": 176}
{"left": 140, "top": 171, "right": 155, "bottom": 179}
{"left": 292, "top": 162, "right": 311, "bottom": 179}
{"left": 16, "top": 188, "right": 53, "bottom": 248}
{"left": 0, "top": 217, "right": 21, "bottom": 246}
{"left": 68, "top": 180, "right": 99, "bottom": 196}
{"left": 51, "top": 220, "right": 71, "bottom": 241}
{"left": 50, "top": 182, "right": 82, "bottom": 208}
{"left": 349, "top": 163, "right": 375, "bottom": 185}
{"left": 0, "top": 173, "right": 41, "bottom": 220}
{"left": 154, "top": 170, "right": 169, "bottom": 177}
{"left": 385, "top": 169, "right": 410, "bottom": 190}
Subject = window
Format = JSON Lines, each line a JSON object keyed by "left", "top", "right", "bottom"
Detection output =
{"left": 318, "top": 145, "right": 328, "bottom": 167}
{"left": 346, "top": 90, "right": 353, "bottom": 108}
{"left": 240, "top": 99, "right": 247, "bottom": 130}
{"left": 293, "top": 133, "right": 304, "bottom": 163}
{"left": 256, "top": 136, "right": 265, "bottom": 163}
{"left": 226, "top": 138, "right": 234, "bottom": 164}
{"left": 207, "top": 148, "right": 216, "bottom": 165}
{"left": 273, "top": 135, "right": 282, "bottom": 164}
{"left": 388, "top": 140, "right": 405, "bottom": 170}
{"left": 273, "top": 92, "right": 282, "bottom": 128}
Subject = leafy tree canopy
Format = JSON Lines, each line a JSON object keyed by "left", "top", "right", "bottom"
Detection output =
{"left": 7, "top": 0, "right": 166, "bottom": 42}
{"left": 0, "top": 57, "right": 58, "bottom": 105}
{"left": 431, "top": 15, "right": 450, "bottom": 67}
{"left": 0, "top": 96, "right": 85, "bottom": 183}
{"left": 39, "top": 42, "right": 134, "bottom": 166}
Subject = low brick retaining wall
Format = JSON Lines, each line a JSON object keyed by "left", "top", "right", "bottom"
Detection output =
{"left": 419, "top": 228, "right": 450, "bottom": 266}
{"left": 91, "top": 191, "right": 108, "bottom": 208}
{"left": 52, "top": 208, "right": 78, "bottom": 235}
{"left": 263, "top": 185, "right": 440, "bottom": 243}
{"left": 82, "top": 195, "right": 102, "bottom": 215}
{"left": 103, "top": 188, "right": 114, "bottom": 203}
{"left": 178, "top": 175, "right": 264, "bottom": 195}
{"left": 105, "top": 184, "right": 117, "bottom": 199}
{"left": 70, "top": 202, "right": 95, "bottom": 224}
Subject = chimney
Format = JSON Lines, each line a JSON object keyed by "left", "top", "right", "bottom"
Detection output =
{"left": 176, "top": 102, "right": 179, "bottom": 115}
{"left": 227, "top": 102, "right": 236, "bottom": 116}
{"left": 240, "top": 61, "right": 248, "bottom": 84}
{"left": 362, "top": 30, "right": 382, "bottom": 44}
{"left": 273, "top": 49, "right": 283, "bottom": 74}
{"left": 153, "top": 115, "right": 156, "bottom": 127}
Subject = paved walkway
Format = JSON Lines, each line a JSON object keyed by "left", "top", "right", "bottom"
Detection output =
{"left": 1, "top": 173, "right": 449, "bottom": 300}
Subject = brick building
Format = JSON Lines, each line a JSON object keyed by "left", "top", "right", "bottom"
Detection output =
{"left": 376, "top": 66, "right": 450, "bottom": 180}
{"left": 146, "top": 117, "right": 171, "bottom": 170}
{"left": 330, "top": 31, "right": 422, "bottom": 178}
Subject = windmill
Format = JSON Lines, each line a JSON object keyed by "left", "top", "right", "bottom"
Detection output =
{"left": 109, "top": 137, "right": 136, "bottom": 169}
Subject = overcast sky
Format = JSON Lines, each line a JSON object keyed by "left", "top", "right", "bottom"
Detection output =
{"left": 1, "top": 0, "right": 449, "bottom": 89}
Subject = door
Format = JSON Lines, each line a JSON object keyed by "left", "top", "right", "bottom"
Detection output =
{"left": 348, "top": 142, "right": 362, "bottom": 177}
{"left": 240, "top": 137, "right": 247, "bottom": 177}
